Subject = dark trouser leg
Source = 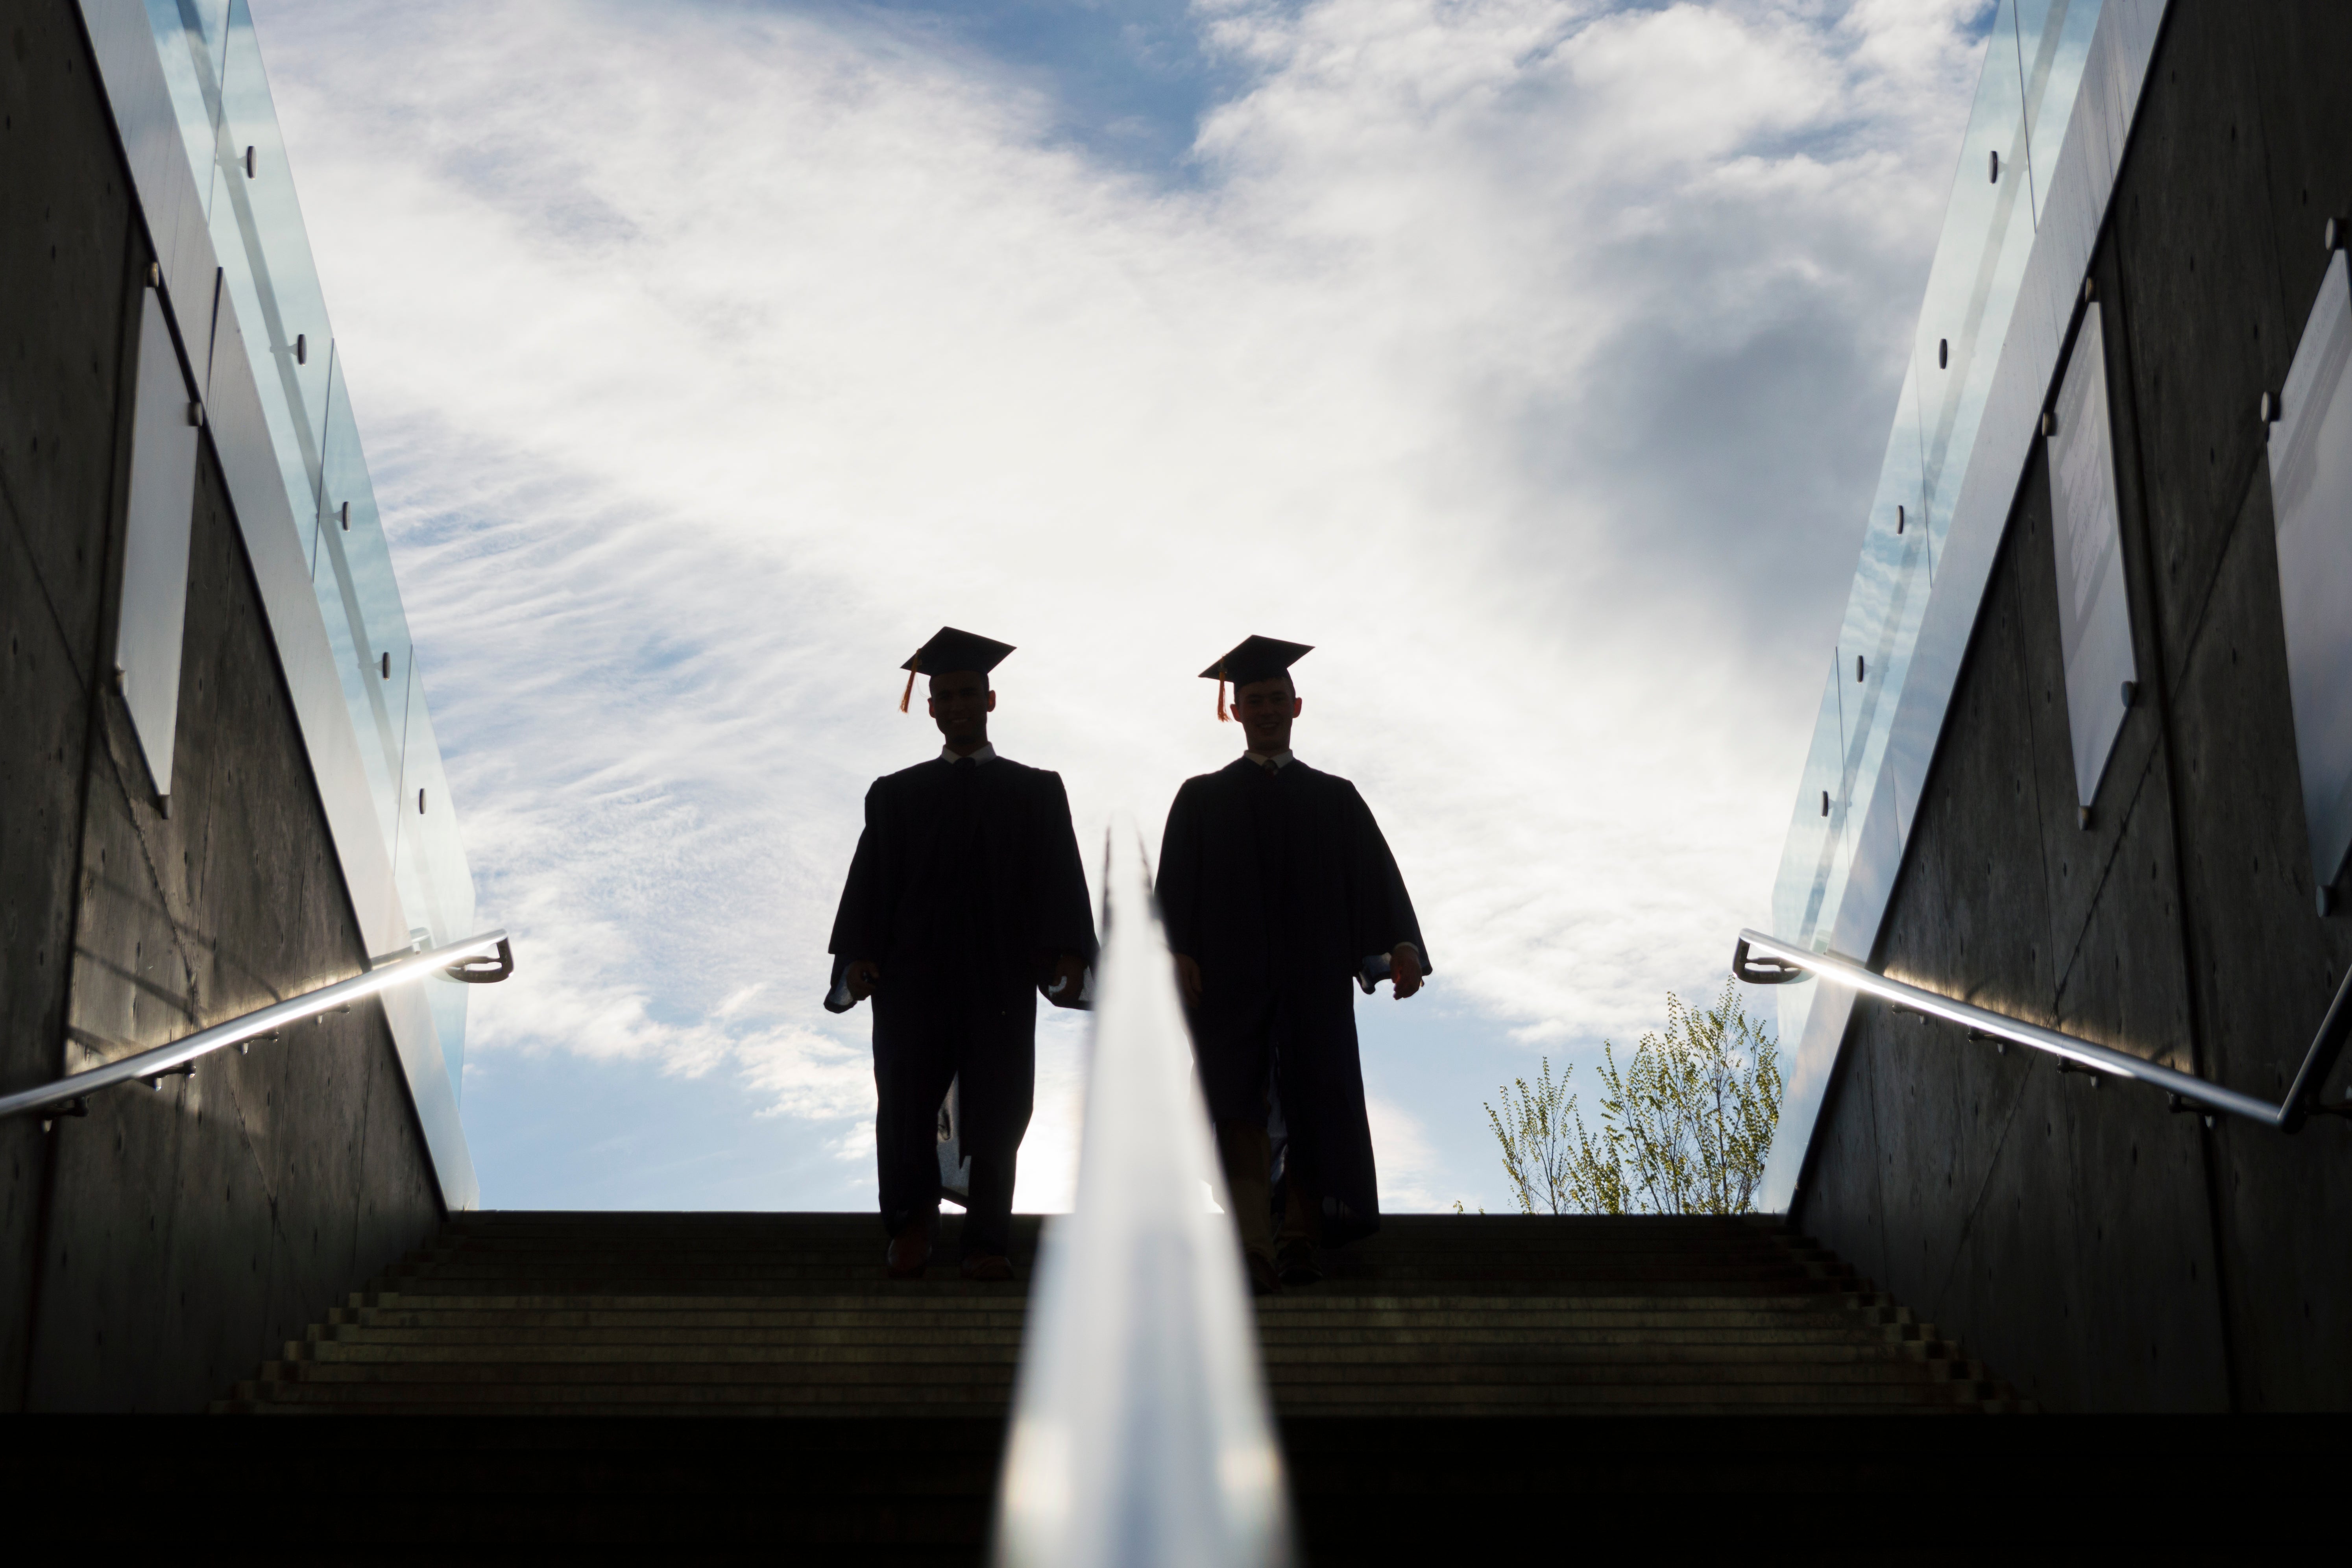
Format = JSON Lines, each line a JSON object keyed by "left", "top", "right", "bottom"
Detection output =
{"left": 1216, "top": 1121, "right": 1277, "bottom": 1264}
{"left": 953, "top": 989, "right": 1036, "bottom": 1259}
{"left": 1279, "top": 1179, "right": 1321, "bottom": 1249}
{"left": 961, "top": 1149, "right": 1017, "bottom": 1258}
{"left": 1199, "top": 996, "right": 1279, "bottom": 1265}
{"left": 873, "top": 995, "right": 956, "bottom": 1237}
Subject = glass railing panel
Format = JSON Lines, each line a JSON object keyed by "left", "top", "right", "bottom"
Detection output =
{"left": 1770, "top": 661, "right": 1851, "bottom": 953}
{"left": 314, "top": 344, "right": 372, "bottom": 574}
{"left": 2016, "top": 0, "right": 2106, "bottom": 227}
{"left": 1826, "top": 362, "right": 1935, "bottom": 906}
{"left": 1913, "top": 0, "right": 2036, "bottom": 561}
{"left": 312, "top": 349, "right": 414, "bottom": 848}
{"left": 207, "top": 0, "right": 333, "bottom": 541}
{"left": 1834, "top": 360, "right": 1932, "bottom": 669}
{"left": 393, "top": 662, "right": 477, "bottom": 1103}
{"left": 1768, "top": 5, "right": 2097, "bottom": 965}
{"left": 1764, "top": 662, "right": 1849, "bottom": 1186}
{"left": 142, "top": 0, "right": 232, "bottom": 193}
{"left": 122, "top": 0, "right": 482, "bottom": 1112}
{"left": 1755, "top": 0, "right": 2123, "bottom": 1209}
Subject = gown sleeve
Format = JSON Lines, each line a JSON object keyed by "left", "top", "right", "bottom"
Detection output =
{"left": 1155, "top": 779, "right": 1206, "bottom": 960}
{"left": 824, "top": 781, "right": 889, "bottom": 1012}
{"left": 1342, "top": 781, "right": 1430, "bottom": 977}
{"left": 1032, "top": 770, "right": 1099, "bottom": 965}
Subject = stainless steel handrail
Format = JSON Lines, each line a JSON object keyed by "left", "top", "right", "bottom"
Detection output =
{"left": 1, "top": 930, "right": 512, "bottom": 1124}
{"left": 994, "top": 826, "right": 1290, "bottom": 1568}
{"left": 1734, "top": 927, "right": 2352, "bottom": 1130}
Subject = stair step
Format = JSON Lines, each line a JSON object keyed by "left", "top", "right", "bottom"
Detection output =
{"left": 224, "top": 1213, "right": 2026, "bottom": 1431}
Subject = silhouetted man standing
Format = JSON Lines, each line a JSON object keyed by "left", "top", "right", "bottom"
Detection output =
{"left": 827, "top": 628, "right": 1096, "bottom": 1281}
{"left": 1157, "top": 636, "right": 1427, "bottom": 1295}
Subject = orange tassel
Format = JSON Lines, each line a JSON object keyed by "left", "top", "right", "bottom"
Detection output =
{"left": 899, "top": 657, "right": 920, "bottom": 713}
{"left": 1216, "top": 663, "right": 1229, "bottom": 722}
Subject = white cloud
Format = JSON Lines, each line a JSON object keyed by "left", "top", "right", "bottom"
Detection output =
{"left": 739, "top": 1026, "right": 873, "bottom": 1122}
{"left": 1365, "top": 1093, "right": 1444, "bottom": 1211}
{"left": 248, "top": 0, "right": 1988, "bottom": 1206}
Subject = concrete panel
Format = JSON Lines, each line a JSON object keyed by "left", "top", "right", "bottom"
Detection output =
{"left": 2165, "top": 463, "right": 2352, "bottom": 1410}
{"left": 0, "top": 0, "right": 136, "bottom": 681}
{"left": 350, "top": 1005, "right": 441, "bottom": 1284}
{"left": 25, "top": 451, "right": 442, "bottom": 1411}
{"left": 1864, "top": 561, "right": 2081, "bottom": 1409}
{"left": 2043, "top": 755, "right": 2229, "bottom": 1409}
{"left": 0, "top": 486, "right": 95, "bottom": 1407}
{"left": 1799, "top": 1029, "right": 1887, "bottom": 1285}
{"left": 1804, "top": 422, "right": 2228, "bottom": 1409}
{"left": 2243, "top": 5, "right": 2352, "bottom": 330}
{"left": 172, "top": 462, "right": 379, "bottom": 1344}
{"left": 1879, "top": 545, "right": 2063, "bottom": 1028}
{"left": 0, "top": 6, "right": 147, "bottom": 1405}
{"left": 2106, "top": 6, "right": 2293, "bottom": 685}
{"left": 1946, "top": 1066, "right": 2090, "bottom": 1410}
{"left": 1803, "top": 541, "right": 2076, "bottom": 1394}
{"left": 1858, "top": 1010, "right": 2040, "bottom": 1359}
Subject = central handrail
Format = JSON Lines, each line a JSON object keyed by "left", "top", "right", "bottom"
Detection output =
{"left": 994, "top": 826, "right": 1290, "bottom": 1568}
{"left": 1733, "top": 927, "right": 2352, "bottom": 1130}
{"left": 0, "top": 931, "right": 512, "bottom": 1124}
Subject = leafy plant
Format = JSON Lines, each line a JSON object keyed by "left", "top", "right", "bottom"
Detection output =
{"left": 1484, "top": 978, "right": 1781, "bottom": 1215}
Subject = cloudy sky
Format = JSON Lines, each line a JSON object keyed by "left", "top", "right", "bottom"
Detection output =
{"left": 251, "top": 0, "right": 1993, "bottom": 1215}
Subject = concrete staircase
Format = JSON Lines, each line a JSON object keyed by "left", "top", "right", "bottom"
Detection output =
{"left": 217, "top": 1212, "right": 2025, "bottom": 1418}
{"left": 183, "top": 1213, "right": 2035, "bottom": 1560}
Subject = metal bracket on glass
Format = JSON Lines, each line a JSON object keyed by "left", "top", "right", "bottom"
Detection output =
{"left": 1733, "top": 927, "right": 2352, "bottom": 1132}
{"left": 1732, "top": 937, "right": 1810, "bottom": 986}
{"left": 444, "top": 937, "right": 514, "bottom": 985}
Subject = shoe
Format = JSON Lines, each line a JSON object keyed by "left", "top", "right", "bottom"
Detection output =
{"left": 885, "top": 1219, "right": 934, "bottom": 1279}
{"left": 1276, "top": 1241, "right": 1322, "bottom": 1287}
{"left": 960, "top": 1254, "right": 1014, "bottom": 1283}
{"left": 1245, "top": 1251, "right": 1282, "bottom": 1297}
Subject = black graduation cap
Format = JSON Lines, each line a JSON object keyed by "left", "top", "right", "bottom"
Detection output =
{"left": 899, "top": 626, "right": 1016, "bottom": 712}
{"left": 1200, "top": 635, "right": 1312, "bottom": 721}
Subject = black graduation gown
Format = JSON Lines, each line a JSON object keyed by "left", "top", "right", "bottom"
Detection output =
{"left": 826, "top": 755, "right": 1096, "bottom": 1237}
{"left": 1155, "top": 757, "right": 1428, "bottom": 1246}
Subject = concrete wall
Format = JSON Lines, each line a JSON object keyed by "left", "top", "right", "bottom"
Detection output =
{"left": 1794, "top": 1, "right": 2352, "bottom": 1412}
{"left": 1, "top": 0, "right": 442, "bottom": 1411}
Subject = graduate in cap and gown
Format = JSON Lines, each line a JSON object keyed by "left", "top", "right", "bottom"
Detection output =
{"left": 826, "top": 628, "right": 1097, "bottom": 1281}
{"left": 1155, "top": 636, "right": 1428, "bottom": 1295}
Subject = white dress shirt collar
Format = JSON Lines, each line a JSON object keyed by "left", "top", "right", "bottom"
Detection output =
{"left": 1245, "top": 748, "right": 1294, "bottom": 771}
{"left": 941, "top": 742, "right": 997, "bottom": 765}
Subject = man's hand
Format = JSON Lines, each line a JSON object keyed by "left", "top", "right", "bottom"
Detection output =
{"left": 1389, "top": 944, "right": 1423, "bottom": 1000}
{"left": 846, "top": 959, "right": 882, "bottom": 1002}
{"left": 1047, "top": 952, "right": 1089, "bottom": 1007}
{"left": 1175, "top": 954, "right": 1204, "bottom": 1010}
